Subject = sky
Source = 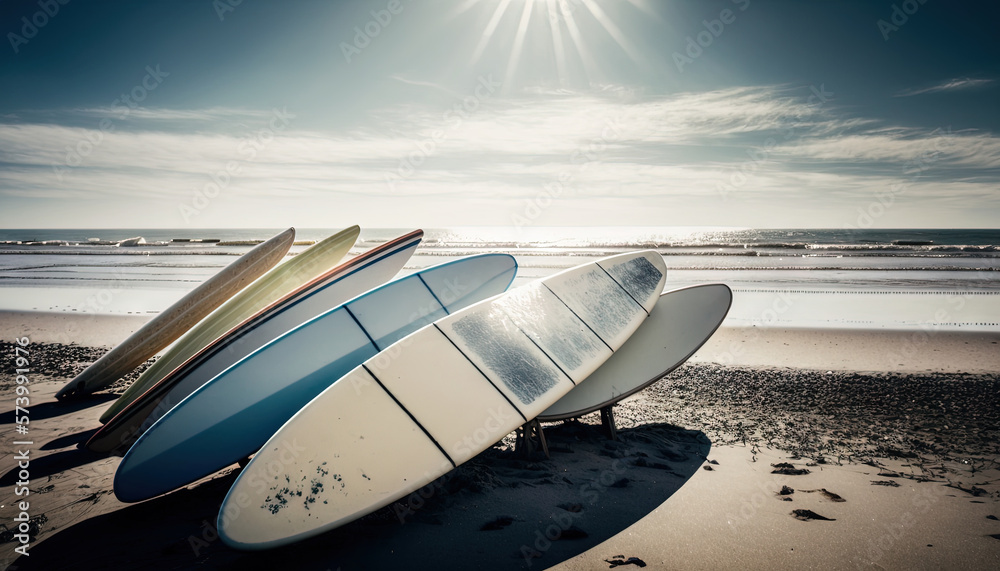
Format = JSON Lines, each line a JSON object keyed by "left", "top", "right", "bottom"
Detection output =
{"left": 0, "top": 0, "right": 998, "bottom": 229}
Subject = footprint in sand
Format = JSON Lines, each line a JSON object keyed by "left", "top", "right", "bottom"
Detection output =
{"left": 792, "top": 509, "right": 836, "bottom": 521}
{"left": 605, "top": 555, "right": 647, "bottom": 568}
{"left": 801, "top": 488, "right": 846, "bottom": 502}
{"left": 771, "top": 462, "right": 810, "bottom": 475}
{"left": 479, "top": 515, "right": 516, "bottom": 531}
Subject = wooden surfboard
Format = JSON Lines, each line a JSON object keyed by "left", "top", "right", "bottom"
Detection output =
{"left": 54, "top": 228, "right": 295, "bottom": 399}
{"left": 98, "top": 226, "right": 360, "bottom": 422}
{"left": 90, "top": 230, "right": 428, "bottom": 454}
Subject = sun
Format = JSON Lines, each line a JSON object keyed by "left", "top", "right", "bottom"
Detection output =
{"left": 452, "top": 0, "right": 656, "bottom": 90}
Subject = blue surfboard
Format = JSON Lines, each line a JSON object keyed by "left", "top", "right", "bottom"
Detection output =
{"left": 114, "top": 253, "right": 517, "bottom": 502}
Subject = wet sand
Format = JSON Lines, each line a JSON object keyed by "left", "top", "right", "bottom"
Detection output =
{"left": 0, "top": 312, "right": 998, "bottom": 570}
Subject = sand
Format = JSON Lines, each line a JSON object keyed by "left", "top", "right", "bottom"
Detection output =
{"left": 6, "top": 309, "right": 997, "bottom": 372}
{"left": 0, "top": 311, "right": 998, "bottom": 570}
{"left": 0, "top": 310, "right": 154, "bottom": 348}
{"left": 694, "top": 326, "right": 1000, "bottom": 374}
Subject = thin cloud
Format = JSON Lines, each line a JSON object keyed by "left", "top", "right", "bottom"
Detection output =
{"left": 74, "top": 107, "right": 275, "bottom": 121}
{"left": 894, "top": 77, "right": 994, "bottom": 97}
{"left": 388, "top": 75, "right": 466, "bottom": 99}
{"left": 783, "top": 128, "right": 1000, "bottom": 170}
{"left": 1, "top": 86, "right": 999, "bottom": 228}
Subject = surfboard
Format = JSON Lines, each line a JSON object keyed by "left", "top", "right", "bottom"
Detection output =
{"left": 98, "top": 226, "right": 361, "bottom": 422}
{"left": 54, "top": 228, "right": 296, "bottom": 400}
{"left": 91, "top": 230, "right": 429, "bottom": 455}
{"left": 113, "top": 253, "right": 519, "bottom": 501}
{"left": 216, "top": 250, "right": 666, "bottom": 549}
{"left": 537, "top": 283, "right": 732, "bottom": 421}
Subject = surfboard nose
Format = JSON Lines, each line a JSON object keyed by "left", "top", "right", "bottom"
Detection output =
{"left": 597, "top": 249, "right": 667, "bottom": 314}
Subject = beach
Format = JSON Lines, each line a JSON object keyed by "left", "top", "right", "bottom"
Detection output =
{"left": 5, "top": 0, "right": 1000, "bottom": 563}
{"left": 4, "top": 0, "right": 999, "bottom": 561}
{"left": 2, "top": 310, "right": 997, "bottom": 570}
{"left": 1, "top": 227, "right": 998, "bottom": 569}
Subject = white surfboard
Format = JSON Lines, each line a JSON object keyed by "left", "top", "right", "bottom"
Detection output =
{"left": 54, "top": 228, "right": 296, "bottom": 399}
{"left": 217, "top": 250, "right": 666, "bottom": 549}
{"left": 90, "top": 230, "right": 426, "bottom": 455}
{"left": 99, "top": 226, "right": 361, "bottom": 422}
{"left": 538, "top": 283, "right": 732, "bottom": 421}
{"left": 112, "top": 253, "right": 518, "bottom": 501}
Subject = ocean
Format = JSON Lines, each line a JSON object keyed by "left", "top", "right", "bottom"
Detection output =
{"left": 1, "top": 227, "right": 997, "bottom": 331}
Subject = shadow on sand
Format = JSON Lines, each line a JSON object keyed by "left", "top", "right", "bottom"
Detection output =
{"left": 15, "top": 421, "right": 710, "bottom": 571}
{"left": 0, "top": 447, "right": 107, "bottom": 487}
{"left": 0, "top": 393, "right": 117, "bottom": 424}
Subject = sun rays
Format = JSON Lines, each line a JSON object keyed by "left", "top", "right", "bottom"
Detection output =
{"left": 458, "top": 0, "right": 656, "bottom": 90}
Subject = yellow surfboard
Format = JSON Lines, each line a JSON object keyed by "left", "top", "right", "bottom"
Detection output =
{"left": 55, "top": 228, "right": 296, "bottom": 399}
{"left": 98, "top": 226, "right": 360, "bottom": 421}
